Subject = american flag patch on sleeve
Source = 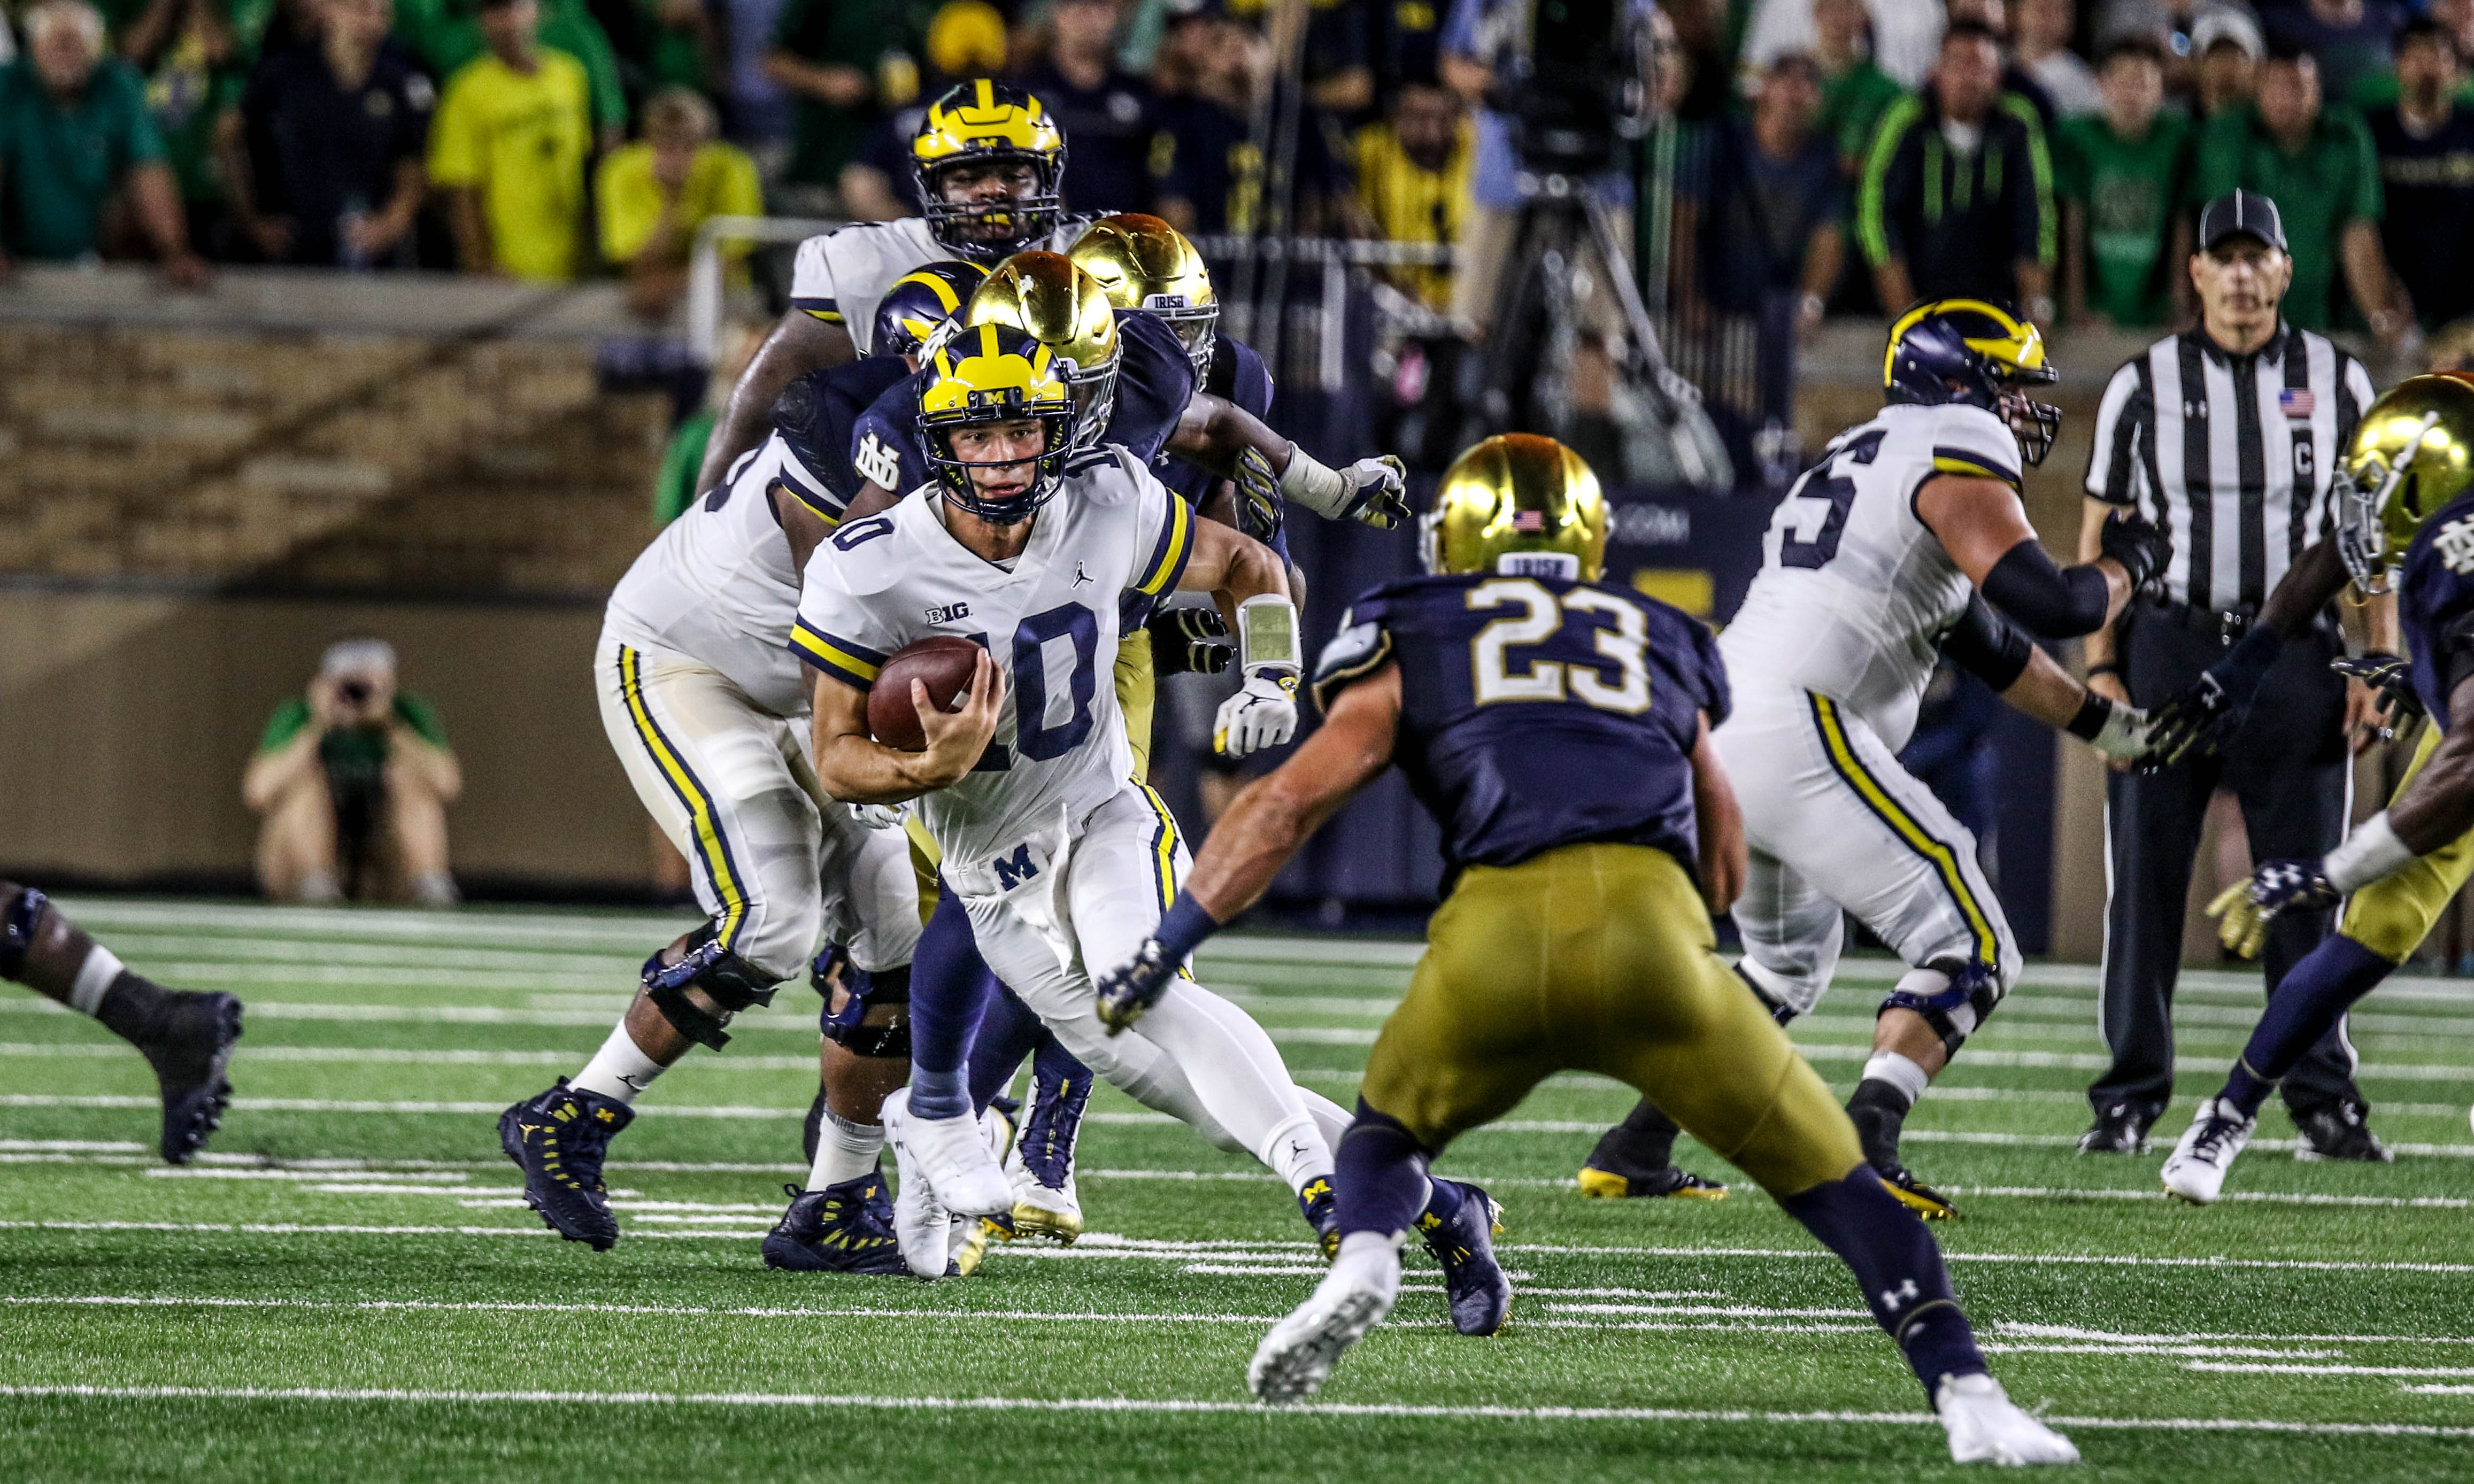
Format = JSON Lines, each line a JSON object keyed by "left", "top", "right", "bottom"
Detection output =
{"left": 2279, "top": 388, "right": 2316, "bottom": 419}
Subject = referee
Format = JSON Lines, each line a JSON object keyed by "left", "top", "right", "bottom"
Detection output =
{"left": 2077, "top": 191, "right": 2394, "bottom": 1161}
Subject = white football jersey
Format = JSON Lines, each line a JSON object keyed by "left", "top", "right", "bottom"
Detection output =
{"left": 1719, "top": 402, "right": 2026, "bottom": 750}
{"left": 790, "top": 446, "right": 1196, "bottom": 874}
{"left": 603, "top": 432, "right": 843, "bottom": 717}
{"left": 789, "top": 216, "right": 1092, "bottom": 357}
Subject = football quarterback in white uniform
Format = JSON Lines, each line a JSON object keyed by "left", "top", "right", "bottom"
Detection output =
{"left": 495, "top": 270, "right": 990, "bottom": 1272}
{"left": 696, "top": 79, "right": 1088, "bottom": 494}
{"left": 1581, "top": 300, "right": 2174, "bottom": 1219}
{"left": 795, "top": 325, "right": 1350, "bottom": 1275}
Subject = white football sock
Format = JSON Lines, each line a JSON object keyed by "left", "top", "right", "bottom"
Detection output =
{"left": 808, "top": 1108, "right": 885, "bottom": 1190}
{"left": 1137, "top": 980, "right": 1333, "bottom": 1192}
{"left": 571, "top": 1022, "right": 668, "bottom": 1104}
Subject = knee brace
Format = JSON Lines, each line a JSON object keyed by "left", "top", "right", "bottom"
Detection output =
{"left": 816, "top": 942, "right": 913, "bottom": 1060}
{"left": 0, "top": 885, "right": 44, "bottom": 981}
{"left": 642, "top": 924, "right": 782, "bottom": 1050}
{"left": 1878, "top": 957, "right": 2000, "bottom": 1057}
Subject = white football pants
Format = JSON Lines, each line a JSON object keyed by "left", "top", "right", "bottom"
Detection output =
{"left": 947, "top": 780, "right": 1335, "bottom": 1195}
{"left": 1718, "top": 683, "right": 2021, "bottom": 1017}
{"left": 596, "top": 631, "right": 920, "bottom": 981}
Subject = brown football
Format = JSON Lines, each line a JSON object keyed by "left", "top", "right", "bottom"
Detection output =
{"left": 867, "top": 636, "right": 985, "bottom": 751}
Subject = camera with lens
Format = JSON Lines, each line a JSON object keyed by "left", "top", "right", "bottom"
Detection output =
{"left": 338, "top": 679, "right": 374, "bottom": 709}
{"left": 1501, "top": 0, "right": 1653, "bottom": 177}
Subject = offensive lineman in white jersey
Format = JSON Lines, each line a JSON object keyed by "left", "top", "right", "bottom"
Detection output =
{"left": 793, "top": 327, "right": 1448, "bottom": 1278}
{"left": 1578, "top": 300, "right": 2177, "bottom": 1218}
{"left": 694, "top": 80, "right": 1089, "bottom": 496}
{"left": 495, "top": 269, "right": 994, "bottom": 1270}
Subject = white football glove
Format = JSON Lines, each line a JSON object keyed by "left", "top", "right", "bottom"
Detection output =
{"left": 850, "top": 802, "right": 906, "bottom": 830}
{"left": 1278, "top": 443, "right": 1410, "bottom": 529}
{"left": 2081, "top": 697, "right": 2158, "bottom": 763}
{"left": 1214, "top": 673, "right": 1299, "bottom": 758}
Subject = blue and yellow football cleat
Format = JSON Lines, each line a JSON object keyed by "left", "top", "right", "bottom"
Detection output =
{"left": 762, "top": 1176, "right": 910, "bottom": 1274}
{"left": 1297, "top": 1176, "right": 1339, "bottom": 1258}
{"left": 998, "top": 1069, "right": 1088, "bottom": 1243}
{"left": 1417, "top": 1179, "right": 1510, "bottom": 1336}
{"left": 496, "top": 1078, "right": 633, "bottom": 1250}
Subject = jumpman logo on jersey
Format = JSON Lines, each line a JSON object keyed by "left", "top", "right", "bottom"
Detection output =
{"left": 1073, "top": 562, "right": 1095, "bottom": 588}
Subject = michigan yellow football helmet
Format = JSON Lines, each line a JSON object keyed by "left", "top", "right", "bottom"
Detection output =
{"left": 1883, "top": 299, "right": 2062, "bottom": 467}
{"left": 1069, "top": 213, "right": 1220, "bottom": 376}
{"left": 918, "top": 324, "right": 1077, "bottom": 524}
{"left": 961, "top": 251, "right": 1122, "bottom": 449}
{"left": 2336, "top": 373, "right": 2474, "bottom": 595}
{"left": 1421, "top": 434, "right": 1609, "bottom": 581}
{"left": 911, "top": 80, "right": 1068, "bottom": 262}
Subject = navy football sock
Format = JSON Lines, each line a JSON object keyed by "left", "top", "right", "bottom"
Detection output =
{"left": 1335, "top": 1101, "right": 1431, "bottom": 1242}
{"left": 1030, "top": 1029, "right": 1089, "bottom": 1099}
{"left": 1779, "top": 1169, "right": 1987, "bottom": 1397}
{"left": 2218, "top": 935, "right": 2395, "bottom": 1120}
{"left": 906, "top": 882, "right": 997, "bottom": 1120}
{"left": 965, "top": 986, "right": 1044, "bottom": 1111}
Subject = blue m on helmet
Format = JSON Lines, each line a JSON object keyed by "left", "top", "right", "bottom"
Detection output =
{"left": 1883, "top": 299, "right": 2063, "bottom": 467}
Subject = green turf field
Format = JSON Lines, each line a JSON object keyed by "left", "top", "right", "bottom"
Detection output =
{"left": 4, "top": 898, "right": 2473, "bottom": 1482}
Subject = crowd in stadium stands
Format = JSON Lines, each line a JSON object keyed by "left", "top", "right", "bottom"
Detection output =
{"left": 1, "top": 0, "right": 2470, "bottom": 347}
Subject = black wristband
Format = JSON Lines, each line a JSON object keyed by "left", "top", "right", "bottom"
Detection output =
{"left": 2065, "top": 691, "right": 2112, "bottom": 741}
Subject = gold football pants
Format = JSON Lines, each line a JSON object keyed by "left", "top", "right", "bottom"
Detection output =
{"left": 907, "top": 629, "right": 1159, "bottom": 918}
{"left": 2340, "top": 724, "right": 2474, "bottom": 963}
{"left": 1360, "top": 843, "right": 1867, "bottom": 1198}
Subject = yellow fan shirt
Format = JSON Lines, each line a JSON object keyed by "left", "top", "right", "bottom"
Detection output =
{"left": 428, "top": 50, "right": 592, "bottom": 281}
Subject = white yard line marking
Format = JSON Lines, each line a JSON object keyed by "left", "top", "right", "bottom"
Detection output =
{"left": 1983, "top": 1344, "right": 2343, "bottom": 1358}
{"left": 2186, "top": 1362, "right": 2474, "bottom": 1378}
{"left": 3, "top": 1095, "right": 805, "bottom": 1118}
{"left": 2, "top": 1382, "right": 2471, "bottom": 1439}
{"left": 1954, "top": 1186, "right": 2474, "bottom": 1210}
{"left": 0, "top": 1295, "right": 1281, "bottom": 1323}
{"left": 1999, "top": 1323, "right": 2474, "bottom": 1347}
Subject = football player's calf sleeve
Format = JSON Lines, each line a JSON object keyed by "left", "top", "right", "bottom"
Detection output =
{"left": 1777, "top": 1169, "right": 1987, "bottom": 1396}
{"left": 1334, "top": 1109, "right": 1432, "bottom": 1243}
{"left": 2220, "top": 935, "right": 2396, "bottom": 1120}
{"left": 906, "top": 887, "right": 998, "bottom": 1118}
{"left": 0, "top": 885, "right": 162, "bottom": 1033}
{"left": 965, "top": 986, "right": 1046, "bottom": 1111}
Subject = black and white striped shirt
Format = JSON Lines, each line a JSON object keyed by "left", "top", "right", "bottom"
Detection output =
{"left": 2085, "top": 323, "right": 2376, "bottom": 610}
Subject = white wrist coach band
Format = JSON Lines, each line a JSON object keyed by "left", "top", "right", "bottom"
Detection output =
{"left": 1236, "top": 594, "right": 1301, "bottom": 676}
{"left": 2325, "top": 811, "right": 2415, "bottom": 893}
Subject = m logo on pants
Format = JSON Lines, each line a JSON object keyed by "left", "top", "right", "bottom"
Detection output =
{"left": 993, "top": 844, "right": 1040, "bottom": 892}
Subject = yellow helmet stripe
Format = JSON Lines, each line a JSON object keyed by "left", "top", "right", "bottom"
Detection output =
{"left": 896, "top": 269, "right": 966, "bottom": 314}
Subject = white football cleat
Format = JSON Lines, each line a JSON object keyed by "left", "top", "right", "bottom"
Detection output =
{"left": 1000, "top": 1135, "right": 1084, "bottom": 1243}
{"left": 1247, "top": 1242, "right": 1401, "bottom": 1405}
{"left": 2160, "top": 1097, "right": 2257, "bottom": 1205}
{"left": 1936, "top": 1372, "right": 2080, "bottom": 1465}
{"left": 883, "top": 1087, "right": 1014, "bottom": 1218}
{"left": 881, "top": 1089, "right": 955, "bottom": 1277}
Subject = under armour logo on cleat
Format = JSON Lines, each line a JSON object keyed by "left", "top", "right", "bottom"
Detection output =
{"left": 1880, "top": 1279, "right": 1921, "bottom": 1310}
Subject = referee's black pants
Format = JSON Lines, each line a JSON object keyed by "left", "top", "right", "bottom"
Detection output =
{"left": 2088, "top": 604, "right": 2367, "bottom": 1127}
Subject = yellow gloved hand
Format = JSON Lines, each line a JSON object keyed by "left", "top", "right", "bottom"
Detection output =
{"left": 2205, "top": 878, "right": 2270, "bottom": 960}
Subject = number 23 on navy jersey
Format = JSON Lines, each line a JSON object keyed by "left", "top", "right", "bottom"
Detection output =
{"left": 1312, "top": 572, "right": 1729, "bottom": 876}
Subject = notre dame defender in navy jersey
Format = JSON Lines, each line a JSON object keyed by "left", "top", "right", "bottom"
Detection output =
{"left": 2143, "top": 374, "right": 2474, "bottom": 1203}
{"left": 1087, "top": 435, "right": 2079, "bottom": 1465}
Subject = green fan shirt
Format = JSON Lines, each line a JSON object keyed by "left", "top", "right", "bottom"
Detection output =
{"left": 2055, "top": 110, "right": 2195, "bottom": 328}
{"left": 2194, "top": 102, "right": 2384, "bottom": 330}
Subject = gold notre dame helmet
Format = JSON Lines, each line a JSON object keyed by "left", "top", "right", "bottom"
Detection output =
{"left": 2337, "top": 372, "right": 2474, "bottom": 594}
{"left": 960, "top": 251, "right": 1121, "bottom": 449}
{"left": 1421, "top": 434, "right": 1609, "bottom": 581}
{"left": 910, "top": 80, "right": 1068, "bottom": 262}
{"left": 1068, "top": 213, "right": 1220, "bottom": 376}
{"left": 918, "top": 324, "right": 1077, "bottom": 524}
